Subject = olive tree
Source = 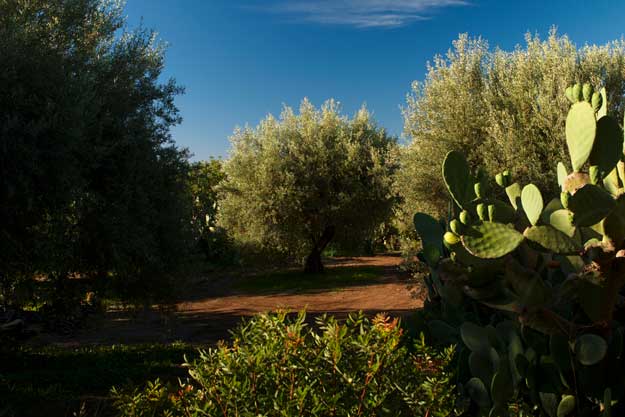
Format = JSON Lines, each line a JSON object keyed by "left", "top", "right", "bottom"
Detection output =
{"left": 397, "top": 30, "right": 625, "bottom": 238}
{"left": 219, "top": 99, "right": 397, "bottom": 273}
{"left": 0, "top": 0, "right": 192, "bottom": 305}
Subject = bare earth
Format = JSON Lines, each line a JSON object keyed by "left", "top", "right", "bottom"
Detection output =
{"left": 50, "top": 255, "right": 423, "bottom": 346}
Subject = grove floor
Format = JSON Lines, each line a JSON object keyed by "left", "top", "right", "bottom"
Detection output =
{"left": 45, "top": 254, "right": 423, "bottom": 346}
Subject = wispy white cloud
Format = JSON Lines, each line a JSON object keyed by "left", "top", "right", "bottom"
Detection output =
{"left": 260, "top": 0, "right": 468, "bottom": 28}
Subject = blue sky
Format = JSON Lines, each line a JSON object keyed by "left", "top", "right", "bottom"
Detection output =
{"left": 124, "top": 0, "right": 625, "bottom": 160}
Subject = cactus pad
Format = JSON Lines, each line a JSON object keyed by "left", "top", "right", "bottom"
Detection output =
{"left": 557, "top": 396, "right": 576, "bottom": 417}
{"left": 557, "top": 162, "right": 568, "bottom": 188}
{"left": 413, "top": 213, "right": 443, "bottom": 249}
{"left": 575, "top": 334, "right": 607, "bottom": 366}
{"left": 442, "top": 151, "right": 474, "bottom": 209}
{"left": 589, "top": 115, "right": 623, "bottom": 176}
{"left": 462, "top": 222, "right": 524, "bottom": 259}
{"left": 524, "top": 225, "right": 580, "bottom": 255}
{"left": 566, "top": 102, "right": 597, "bottom": 172}
{"left": 568, "top": 184, "right": 615, "bottom": 226}
{"left": 521, "top": 184, "right": 543, "bottom": 226}
{"left": 548, "top": 209, "right": 576, "bottom": 238}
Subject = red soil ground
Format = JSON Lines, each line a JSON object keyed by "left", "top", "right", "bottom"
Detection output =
{"left": 48, "top": 255, "right": 423, "bottom": 346}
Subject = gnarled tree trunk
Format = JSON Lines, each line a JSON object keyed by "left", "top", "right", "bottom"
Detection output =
{"left": 304, "top": 226, "right": 335, "bottom": 273}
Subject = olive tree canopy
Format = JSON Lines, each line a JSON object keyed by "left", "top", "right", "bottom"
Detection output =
{"left": 219, "top": 99, "right": 397, "bottom": 272}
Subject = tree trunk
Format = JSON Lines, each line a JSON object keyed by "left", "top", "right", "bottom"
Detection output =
{"left": 304, "top": 226, "right": 335, "bottom": 274}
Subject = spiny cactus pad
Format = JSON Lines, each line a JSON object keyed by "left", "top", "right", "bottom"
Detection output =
{"left": 566, "top": 102, "right": 597, "bottom": 172}
{"left": 548, "top": 209, "right": 576, "bottom": 238}
{"left": 574, "top": 334, "right": 607, "bottom": 366}
{"left": 568, "top": 184, "right": 615, "bottom": 226}
{"left": 462, "top": 222, "right": 524, "bottom": 259}
{"left": 521, "top": 184, "right": 543, "bottom": 226}
{"left": 524, "top": 225, "right": 580, "bottom": 255}
{"left": 442, "top": 151, "right": 474, "bottom": 209}
{"left": 413, "top": 213, "right": 443, "bottom": 249}
{"left": 589, "top": 115, "right": 623, "bottom": 175}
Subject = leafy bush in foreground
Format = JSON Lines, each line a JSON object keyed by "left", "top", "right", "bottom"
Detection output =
{"left": 414, "top": 84, "right": 625, "bottom": 416}
{"left": 113, "top": 311, "right": 457, "bottom": 416}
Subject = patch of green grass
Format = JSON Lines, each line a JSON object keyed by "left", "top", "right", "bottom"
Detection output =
{"left": 0, "top": 342, "right": 198, "bottom": 417}
{"left": 233, "top": 265, "right": 383, "bottom": 293}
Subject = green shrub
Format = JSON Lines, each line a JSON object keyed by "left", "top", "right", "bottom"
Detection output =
{"left": 414, "top": 84, "right": 625, "bottom": 416}
{"left": 113, "top": 311, "right": 457, "bottom": 416}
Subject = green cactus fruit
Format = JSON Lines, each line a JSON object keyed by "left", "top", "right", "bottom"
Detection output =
{"left": 572, "top": 83, "right": 583, "bottom": 102}
{"left": 488, "top": 204, "right": 496, "bottom": 222}
{"left": 568, "top": 184, "right": 615, "bottom": 226}
{"left": 589, "top": 115, "right": 623, "bottom": 176}
{"left": 462, "top": 222, "right": 524, "bottom": 259}
{"left": 557, "top": 395, "right": 576, "bottom": 417}
{"left": 442, "top": 151, "right": 474, "bottom": 209}
{"left": 582, "top": 83, "right": 593, "bottom": 102}
{"left": 521, "top": 184, "right": 543, "bottom": 226}
{"left": 565, "top": 86, "right": 576, "bottom": 104}
{"left": 477, "top": 203, "right": 488, "bottom": 221}
{"left": 560, "top": 191, "right": 570, "bottom": 209}
{"left": 474, "top": 182, "right": 484, "bottom": 199}
{"left": 557, "top": 162, "right": 568, "bottom": 189}
{"left": 597, "top": 87, "right": 608, "bottom": 118}
{"left": 549, "top": 209, "right": 576, "bottom": 238}
{"left": 466, "top": 377, "right": 491, "bottom": 409}
{"left": 592, "top": 91, "right": 602, "bottom": 112}
{"left": 502, "top": 170, "right": 511, "bottom": 185}
{"left": 495, "top": 173, "right": 504, "bottom": 187}
{"left": 524, "top": 225, "right": 580, "bottom": 255}
{"left": 566, "top": 101, "right": 597, "bottom": 172}
{"left": 443, "top": 231, "right": 460, "bottom": 247}
{"left": 460, "top": 210, "right": 471, "bottom": 225}
{"left": 589, "top": 165, "right": 600, "bottom": 185}
{"left": 505, "top": 183, "right": 522, "bottom": 210}
{"left": 450, "top": 219, "right": 463, "bottom": 235}
{"left": 575, "top": 334, "right": 607, "bottom": 366}
{"left": 414, "top": 213, "right": 444, "bottom": 250}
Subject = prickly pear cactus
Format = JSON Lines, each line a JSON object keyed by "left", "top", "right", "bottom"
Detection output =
{"left": 414, "top": 84, "right": 625, "bottom": 416}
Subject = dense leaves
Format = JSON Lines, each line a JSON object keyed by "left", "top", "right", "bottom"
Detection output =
{"left": 113, "top": 311, "right": 457, "bottom": 417}
{"left": 0, "top": 0, "right": 192, "bottom": 305}
{"left": 219, "top": 100, "right": 398, "bottom": 271}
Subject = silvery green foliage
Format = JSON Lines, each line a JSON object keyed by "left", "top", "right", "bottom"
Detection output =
{"left": 219, "top": 99, "right": 398, "bottom": 265}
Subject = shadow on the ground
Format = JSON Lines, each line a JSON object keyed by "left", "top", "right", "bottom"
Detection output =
{"left": 185, "top": 257, "right": 409, "bottom": 300}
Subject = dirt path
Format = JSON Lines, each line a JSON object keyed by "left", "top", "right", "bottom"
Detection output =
{"left": 50, "top": 255, "right": 423, "bottom": 346}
